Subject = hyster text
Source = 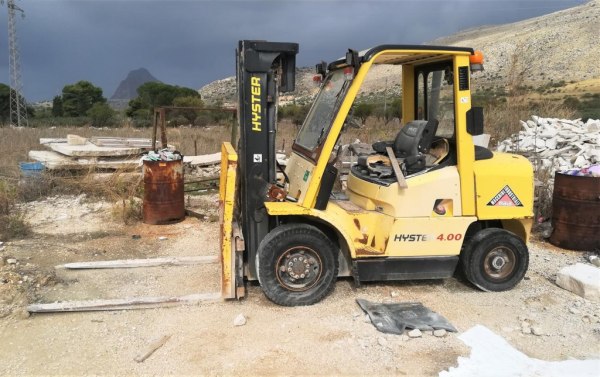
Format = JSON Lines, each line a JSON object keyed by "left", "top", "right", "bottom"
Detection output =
{"left": 251, "top": 76, "right": 261, "bottom": 131}
{"left": 394, "top": 234, "right": 428, "bottom": 242}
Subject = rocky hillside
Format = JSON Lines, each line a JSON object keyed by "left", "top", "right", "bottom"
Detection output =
{"left": 431, "top": 0, "right": 600, "bottom": 87}
{"left": 199, "top": 0, "right": 600, "bottom": 104}
{"left": 199, "top": 67, "right": 317, "bottom": 106}
{"left": 111, "top": 68, "right": 160, "bottom": 100}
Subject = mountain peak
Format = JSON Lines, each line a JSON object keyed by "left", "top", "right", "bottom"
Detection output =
{"left": 111, "top": 68, "right": 160, "bottom": 100}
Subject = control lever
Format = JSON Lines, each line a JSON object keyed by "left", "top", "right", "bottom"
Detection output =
{"left": 385, "top": 147, "right": 408, "bottom": 189}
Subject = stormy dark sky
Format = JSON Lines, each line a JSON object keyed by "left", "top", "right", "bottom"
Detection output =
{"left": 0, "top": 0, "right": 587, "bottom": 102}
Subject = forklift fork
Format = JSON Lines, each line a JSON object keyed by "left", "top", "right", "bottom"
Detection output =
{"left": 219, "top": 142, "right": 245, "bottom": 299}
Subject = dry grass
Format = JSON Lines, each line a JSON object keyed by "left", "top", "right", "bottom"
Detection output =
{"left": 481, "top": 46, "right": 576, "bottom": 146}
{"left": 532, "top": 163, "right": 554, "bottom": 220}
{"left": 484, "top": 99, "right": 576, "bottom": 147}
{"left": 0, "top": 122, "right": 233, "bottom": 231}
{"left": 0, "top": 179, "right": 31, "bottom": 240}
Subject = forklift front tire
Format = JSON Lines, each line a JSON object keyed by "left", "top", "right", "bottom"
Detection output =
{"left": 461, "top": 228, "right": 528, "bottom": 292}
{"left": 256, "top": 223, "right": 339, "bottom": 306}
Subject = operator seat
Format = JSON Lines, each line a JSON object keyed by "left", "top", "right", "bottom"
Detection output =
{"left": 370, "top": 119, "right": 439, "bottom": 174}
{"left": 393, "top": 119, "right": 438, "bottom": 158}
{"left": 354, "top": 119, "right": 439, "bottom": 180}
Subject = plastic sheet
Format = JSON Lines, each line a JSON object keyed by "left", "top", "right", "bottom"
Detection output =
{"left": 563, "top": 164, "right": 600, "bottom": 177}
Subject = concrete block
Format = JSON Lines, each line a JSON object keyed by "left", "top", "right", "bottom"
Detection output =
{"left": 556, "top": 263, "right": 600, "bottom": 302}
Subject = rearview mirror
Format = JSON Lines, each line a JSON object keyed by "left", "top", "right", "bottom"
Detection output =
{"left": 345, "top": 49, "right": 360, "bottom": 69}
{"left": 315, "top": 61, "right": 327, "bottom": 76}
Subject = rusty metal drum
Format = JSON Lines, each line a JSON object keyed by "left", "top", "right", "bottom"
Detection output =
{"left": 142, "top": 160, "right": 185, "bottom": 225}
{"left": 550, "top": 172, "right": 600, "bottom": 251}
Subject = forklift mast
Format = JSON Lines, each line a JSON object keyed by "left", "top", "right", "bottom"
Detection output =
{"left": 236, "top": 40, "right": 299, "bottom": 278}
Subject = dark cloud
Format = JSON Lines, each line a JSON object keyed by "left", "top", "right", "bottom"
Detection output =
{"left": 0, "top": 0, "right": 586, "bottom": 101}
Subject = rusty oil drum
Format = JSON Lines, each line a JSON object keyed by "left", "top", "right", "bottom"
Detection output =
{"left": 142, "top": 159, "right": 185, "bottom": 225}
{"left": 550, "top": 172, "right": 600, "bottom": 251}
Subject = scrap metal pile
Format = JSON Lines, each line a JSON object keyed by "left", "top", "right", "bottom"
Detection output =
{"left": 497, "top": 116, "right": 600, "bottom": 175}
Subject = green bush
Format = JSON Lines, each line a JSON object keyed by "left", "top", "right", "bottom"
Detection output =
{"left": 279, "top": 103, "right": 310, "bottom": 126}
{"left": 87, "top": 102, "right": 117, "bottom": 128}
{"left": 353, "top": 102, "right": 374, "bottom": 122}
{"left": 60, "top": 81, "right": 106, "bottom": 117}
{"left": 173, "top": 96, "right": 204, "bottom": 124}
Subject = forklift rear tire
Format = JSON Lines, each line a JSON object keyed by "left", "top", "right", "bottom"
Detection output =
{"left": 256, "top": 223, "right": 339, "bottom": 306}
{"left": 460, "top": 228, "right": 528, "bottom": 292}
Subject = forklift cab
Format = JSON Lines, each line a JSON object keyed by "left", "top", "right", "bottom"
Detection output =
{"left": 286, "top": 46, "right": 485, "bottom": 211}
{"left": 353, "top": 61, "right": 494, "bottom": 183}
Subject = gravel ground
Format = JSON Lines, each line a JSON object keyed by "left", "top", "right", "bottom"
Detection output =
{"left": 1, "top": 194, "right": 599, "bottom": 375}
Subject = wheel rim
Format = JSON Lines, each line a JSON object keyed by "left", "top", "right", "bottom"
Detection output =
{"left": 275, "top": 246, "right": 323, "bottom": 292}
{"left": 483, "top": 246, "right": 516, "bottom": 281}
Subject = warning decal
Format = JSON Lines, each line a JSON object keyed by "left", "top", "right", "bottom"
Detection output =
{"left": 487, "top": 185, "right": 523, "bottom": 207}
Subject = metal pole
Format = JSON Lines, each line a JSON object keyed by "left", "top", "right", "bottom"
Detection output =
{"left": 151, "top": 108, "right": 158, "bottom": 152}
{"left": 383, "top": 78, "right": 388, "bottom": 121}
{"left": 160, "top": 108, "right": 167, "bottom": 149}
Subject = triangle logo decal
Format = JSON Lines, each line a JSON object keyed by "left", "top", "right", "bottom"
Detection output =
{"left": 487, "top": 185, "right": 523, "bottom": 207}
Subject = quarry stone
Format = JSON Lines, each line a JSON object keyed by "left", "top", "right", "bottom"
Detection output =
{"left": 233, "top": 314, "right": 247, "bottom": 326}
{"left": 556, "top": 263, "right": 600, "bottom": 302}
{"left": 497, "top": 116, "right": 600, "bottom": 177}
{"left": 408, "top": 329, "right": 422, "bottom": 338}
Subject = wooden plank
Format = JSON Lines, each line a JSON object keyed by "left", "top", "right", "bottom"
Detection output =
{"left": 27, "top": 292, "right": 222, "bottom": 313}
{"left": 134, "top": 335, "right": 171, "bottom": 363}
{"left": 57, "top": 255, "right": 218, "bottom": 269}
{"left": 385, "top": 147, "right": 408, "bottom": 189}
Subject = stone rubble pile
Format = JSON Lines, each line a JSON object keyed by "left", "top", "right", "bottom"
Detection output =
{"left": 497, "top": 116, "right": 600, "bottom": 174}
{"left": 184, "top": 163, "right": 220, "bottom": 179}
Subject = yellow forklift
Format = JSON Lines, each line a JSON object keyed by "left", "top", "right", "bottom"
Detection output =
{"left": 219, "top": 41, "right": 533, "bottom": 306}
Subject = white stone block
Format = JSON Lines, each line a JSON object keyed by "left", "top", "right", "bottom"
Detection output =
{"left": 574, "top": 155, "right": 587, "bottom": 168}
{"left": 440, "top": 325, "right": 600, "bottom": 377}
{"left": 545, "top": 138, "right": 558, "bottom": 149}
{"left": 556, "top": 263, "right": 600, "bottom": 302}
{"left": 535, "top": 139, "right": 546, "bottom": 149}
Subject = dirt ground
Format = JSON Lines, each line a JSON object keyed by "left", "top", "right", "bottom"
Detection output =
{"left": 1, "top": 194, "right": 599, "bottom": 376}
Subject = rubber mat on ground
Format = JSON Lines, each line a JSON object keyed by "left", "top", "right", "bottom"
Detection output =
{"left": 357, "top": 299, "right": 457, "bottom": 335}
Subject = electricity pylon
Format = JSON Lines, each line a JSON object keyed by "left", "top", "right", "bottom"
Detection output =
{"left": 2, "top": 0, "right": 28, "bottom": 127}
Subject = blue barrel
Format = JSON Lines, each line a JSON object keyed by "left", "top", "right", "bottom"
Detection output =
{"left": 19, "top": 162, "right": 45, "bottom": 177}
